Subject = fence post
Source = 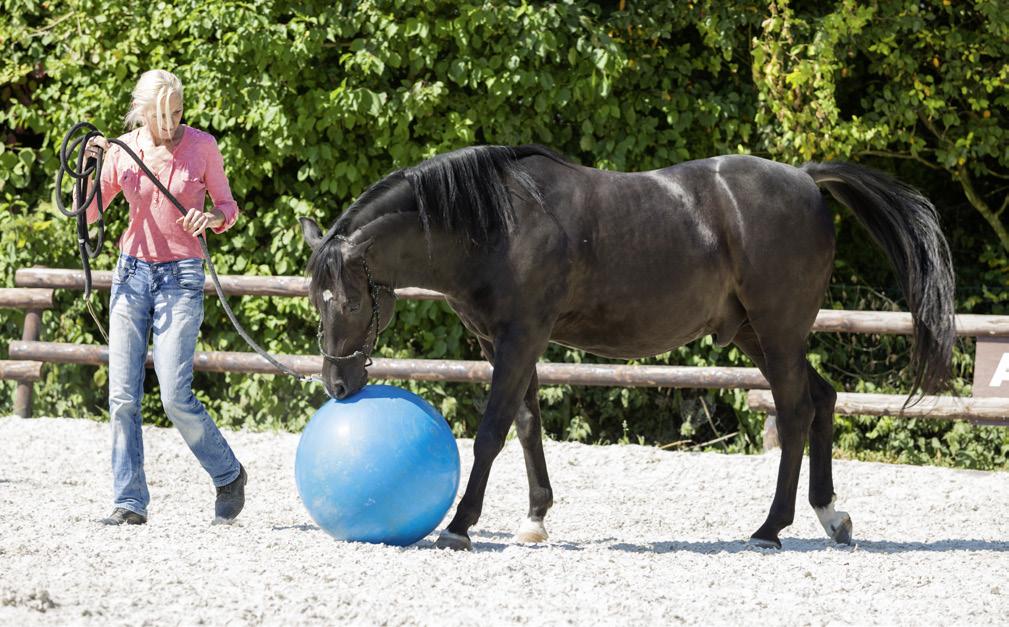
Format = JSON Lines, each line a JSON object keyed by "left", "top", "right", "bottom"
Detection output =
{"left": 13, "top": 308, "right": 42, "bottom": 418}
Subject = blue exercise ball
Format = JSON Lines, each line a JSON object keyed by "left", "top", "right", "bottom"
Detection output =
{"left": 295, "top": 384, "right": 460, "bottom": 546}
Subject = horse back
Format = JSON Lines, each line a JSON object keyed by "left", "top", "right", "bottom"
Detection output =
{"left": 514, "top": 154, "right": 834, "bottom": 357}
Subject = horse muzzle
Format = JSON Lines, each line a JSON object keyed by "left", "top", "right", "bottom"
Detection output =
{"left": 322, "top": 357, "right": 369, "bottom": 400}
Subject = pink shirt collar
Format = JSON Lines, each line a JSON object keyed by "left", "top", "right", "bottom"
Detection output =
{"left": 135, "top": 125, "right": 191, "bottom": 155}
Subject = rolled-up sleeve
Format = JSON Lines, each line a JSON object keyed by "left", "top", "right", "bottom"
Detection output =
{"left": 204, "top": 137, "right": 239, "bottom": 234}
{"left": 85, "top": 147, "right": 121, "bottom": 224}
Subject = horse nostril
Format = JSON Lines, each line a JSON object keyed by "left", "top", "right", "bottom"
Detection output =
{"left": 333, "top": 382, "right": 348, "bottom": 400}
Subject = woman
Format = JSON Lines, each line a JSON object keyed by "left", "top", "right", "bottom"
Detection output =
{"left": 84, "top": 69, "right": 246, "bottom": 525}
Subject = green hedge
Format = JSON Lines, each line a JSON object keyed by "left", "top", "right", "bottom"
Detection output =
{"left": 2, "top": 0, "right": 1008, "bottom": 468}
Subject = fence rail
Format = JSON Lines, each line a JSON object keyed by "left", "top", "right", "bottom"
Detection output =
{"left": 0, "top": 360, "right": 43, "bottom": 381}
{"left": 6, "top": 266, "right": 1009, "bottom": 431}
{"left": 14, "top": 267, "right": 442, "bottom": 300}
{"left": 0, "top": 284, "right": 52, "bottom": 415}
{"left": 746, "top": 390, "right": 1009, "bottom": 426}
{"left": 9, "top": 340, "right": 769, "bottom": 388}
{"left": 0, "top": 288, "right": 54, "bottom": 309}
{"left": 15, "top": 267, "right": 1009, "bottom": 336}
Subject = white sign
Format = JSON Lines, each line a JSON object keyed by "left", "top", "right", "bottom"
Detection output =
{"left": 972, "top": 338, "right": 1009, "bottom": 398}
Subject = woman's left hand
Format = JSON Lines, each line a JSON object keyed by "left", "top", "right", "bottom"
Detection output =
{"left": 177, "top": 208, "right": 225, "bottom": 237}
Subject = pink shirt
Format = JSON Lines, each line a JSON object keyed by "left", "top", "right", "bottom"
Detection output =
{"left": 86, "top": 125, "right": 240, "bottom": 262}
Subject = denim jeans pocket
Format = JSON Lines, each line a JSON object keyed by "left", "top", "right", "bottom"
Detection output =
{"left": 113, "top": 257, "right": 134, "bottom": 284}
{"left": 176, "top": 260, "right": 205, "bottom": 291}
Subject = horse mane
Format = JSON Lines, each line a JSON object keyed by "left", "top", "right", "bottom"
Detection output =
{"left": 307, "top": 144, "right": 566, "bottom": 299}
{"left": 403, "top": 144, "right": 561, "bottom": 243}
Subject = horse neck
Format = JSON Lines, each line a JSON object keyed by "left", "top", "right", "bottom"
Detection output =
{"left": 355, "top": 212, "right": 471, "bottom": 298}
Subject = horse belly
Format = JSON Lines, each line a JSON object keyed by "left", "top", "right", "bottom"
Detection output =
{"left": 551, "top": 276, "right": 732, "bottom": 359}
{"left": 551, "top": 325, "right": 708, "bottom": 359}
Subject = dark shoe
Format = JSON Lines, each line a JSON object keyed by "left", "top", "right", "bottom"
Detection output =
{"left": 100, "top": 507, "right": 147, "bottom": 526}
{"left": 214, "top": 464, "right": 247, "bottom": 523}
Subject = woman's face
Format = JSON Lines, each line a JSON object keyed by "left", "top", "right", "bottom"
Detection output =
{"left": 144, "top": 91, "right": 184, "bottom": 143}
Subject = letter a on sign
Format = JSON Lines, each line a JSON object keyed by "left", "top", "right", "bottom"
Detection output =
{"left": 973, "top": 338, "right": 1009, "bottom": 398}
{"left": 990, "top": 353, "right": 1009, "bottom": 388}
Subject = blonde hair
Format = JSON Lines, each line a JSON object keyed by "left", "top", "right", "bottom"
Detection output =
{"left": 123, "top": 70, "right": 184, "bottom": 130}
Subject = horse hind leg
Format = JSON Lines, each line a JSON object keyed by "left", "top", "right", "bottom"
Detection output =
{"left": 807, "top": 366, "right": 852, "bottom": 544}
{"left": 732, "top": 324, "right": 814, "bottom": 548}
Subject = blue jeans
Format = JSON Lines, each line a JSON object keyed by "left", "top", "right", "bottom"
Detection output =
{"left": 108, "top": 253, "right": 240, "bottom": 517}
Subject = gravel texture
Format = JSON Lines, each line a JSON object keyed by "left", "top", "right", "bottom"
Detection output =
{"left": 1, "top": 415, "right": 1007, "bottom": 626}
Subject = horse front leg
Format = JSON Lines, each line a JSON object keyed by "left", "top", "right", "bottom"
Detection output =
{"left": 470, "top": 337, "right": 553, "bottom": 544}
{"left": 436, "top": 328, "right": 547, "bottom": 551}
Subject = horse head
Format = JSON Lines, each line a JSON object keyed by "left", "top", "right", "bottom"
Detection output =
{"left": 300, "top": 217, "right": 395, "bottom": 399}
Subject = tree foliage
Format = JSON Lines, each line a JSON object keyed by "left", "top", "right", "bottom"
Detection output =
{"left": 754, "top": 0, "right": 1009, "bottom": 251}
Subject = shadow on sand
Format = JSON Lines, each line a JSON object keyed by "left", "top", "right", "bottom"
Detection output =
{"left": 456, "top": 531, "right": 1009, "bottom": 554}
{"left": 271, "top": 524, "right": 1009, "bottom": 554}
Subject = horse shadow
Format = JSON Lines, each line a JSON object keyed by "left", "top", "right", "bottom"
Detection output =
{"left": 608, "top": 538, "right": 1009, "bottom": 554}
{"left": 460, "top": 531, "right": 1009, "bottom": 554}
{"left": 270, "top": 525, "right": 1009, "bottom": 554}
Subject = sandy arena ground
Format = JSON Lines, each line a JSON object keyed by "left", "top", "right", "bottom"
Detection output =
{"left": 1, "top": 415, "right": 1007, "bottom": 626}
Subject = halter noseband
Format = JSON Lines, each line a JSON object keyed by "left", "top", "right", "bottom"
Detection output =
{"left": 316, "top": 235, "right": 393, "bottom": 367}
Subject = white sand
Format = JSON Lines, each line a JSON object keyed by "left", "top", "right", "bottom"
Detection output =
{"left": 1, "top": 415, "right": 1007, "bottom": 626}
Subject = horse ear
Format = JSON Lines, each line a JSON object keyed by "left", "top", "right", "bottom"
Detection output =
{"left": 299, "top": 217, "right": 324, "bottom": 250}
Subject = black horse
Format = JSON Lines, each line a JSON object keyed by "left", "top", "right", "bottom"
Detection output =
{"left": 299, "top": 145, "right": 954, "bottom": 550}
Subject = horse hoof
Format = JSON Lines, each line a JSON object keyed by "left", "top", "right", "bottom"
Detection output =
{"left": 435, "top": 531, "right": 472, "bottom": 551}
{"left": 748, "top": 535, "right": 782, "bottom": 549}
{"left": 830, "top": 512, "right": 853, "bottom": 545}
{"left": 815, "top": 499, "right": 853, "bottom": 545}
{"left": 514, "top": 518, "right": 549, "bottom": 544}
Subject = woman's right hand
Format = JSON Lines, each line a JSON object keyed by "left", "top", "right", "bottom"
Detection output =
{"left": 85, "top": 136, "right": 109, "bottom": 159}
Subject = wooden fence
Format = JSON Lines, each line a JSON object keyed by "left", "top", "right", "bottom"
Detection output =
{"left": 4, "top": 267, "right": 1009, "bottom": 434}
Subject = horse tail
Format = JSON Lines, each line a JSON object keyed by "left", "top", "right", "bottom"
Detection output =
{"left": 801, "top": 162, "right": 956, "bottom": 395}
